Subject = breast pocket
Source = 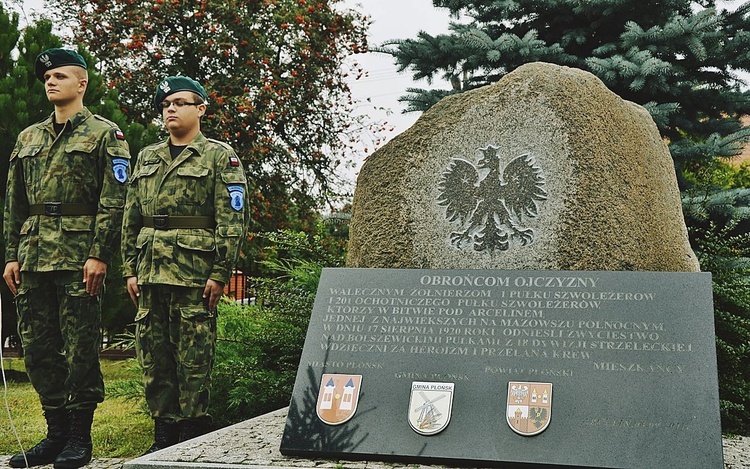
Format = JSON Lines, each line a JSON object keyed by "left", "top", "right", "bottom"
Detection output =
{"left": 63, "top": 141, "right": 98, "bottom": 184}
{"left": 132, "top": 164, "right": 160, "bottom": 206}
{"left": 17, "top": 145, "right": 42, "bottom": 159}
{"left": 175, "top": 166, "right": 210, "bottom": 206}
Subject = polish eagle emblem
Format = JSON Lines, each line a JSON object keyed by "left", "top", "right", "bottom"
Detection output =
{"left": 437, "top": 145, "right": 547, "bottom": 252}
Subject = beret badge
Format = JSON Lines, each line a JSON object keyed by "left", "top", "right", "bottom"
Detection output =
{"left": 153, "top": 76, "right": 208, "bottom": 113}
{"left": 34, "top": 48, "right": 88, "bottom": 82}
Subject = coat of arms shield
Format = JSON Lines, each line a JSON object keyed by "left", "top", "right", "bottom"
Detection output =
{"left": 506, "top": 381, "right": 553, "bottom": 436}
{"left": 408, "top": 381, "right": 454, "bottom": 436}
{"left": 315, "top": 374, "right": 362, "bottom": 425}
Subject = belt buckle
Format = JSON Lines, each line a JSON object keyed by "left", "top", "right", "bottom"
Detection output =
{"left": 44, "top": 202, "right": 62, "bottom": 216}
{"left": 152, "top": 214, "right": 169, "bottom": 230}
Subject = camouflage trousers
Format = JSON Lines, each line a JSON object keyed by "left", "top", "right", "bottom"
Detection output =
{"left": 135, "top": 284, "right": 216, "bottom": 422}
{"left": 15, "top": 270, "right": 104, "bottom": 411}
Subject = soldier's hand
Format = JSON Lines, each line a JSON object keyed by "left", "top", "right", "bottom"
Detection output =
{"left": 3, "top": 261, "right": 21, "bottom": 296}
{"left": 83, "top": 257, "right": 107, "bottom": 296}
{"left": 203, "top": 279, "right": 224, "bottom": 312}
{"left": 126, "top": 276, "right": 140, "bottom": 307}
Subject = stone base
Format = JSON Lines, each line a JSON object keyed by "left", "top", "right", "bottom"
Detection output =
{"left": 122, "top": 407, "right": 748, "bottom": 469}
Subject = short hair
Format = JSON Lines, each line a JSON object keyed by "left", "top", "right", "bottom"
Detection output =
{"left": 73, "top": 67, "right": 89, "bottom": 81}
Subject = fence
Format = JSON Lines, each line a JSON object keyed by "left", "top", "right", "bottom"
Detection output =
{"left": 224, "top": 270, "right": 248, "bottom": 301}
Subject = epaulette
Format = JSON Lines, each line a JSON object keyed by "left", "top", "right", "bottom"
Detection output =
{"left": 94, "top": 114, "right": 119, "bottom": 128}
{"left": 207, "top": 139, "right": 242, "bottom": 168}
{"left": 94, "top": 114, "right": 128, "bottom": 141}
{"left": 206, "top": 138, "right": 234, "bottom": 151}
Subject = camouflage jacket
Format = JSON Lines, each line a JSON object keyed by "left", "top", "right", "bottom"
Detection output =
{"left": 4, "top": 108, "right": 131, "bottom": 271}
{"left": 121, "top": 132, "right": 248, "bottom": 287}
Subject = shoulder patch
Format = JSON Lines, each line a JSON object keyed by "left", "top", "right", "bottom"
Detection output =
{"left": 112, "top": 128, "right": 126, "bottom": 141}
{"left": 112, "top": 158, "right": 130, "bottom": 183}
{"left": 228, "top": 185, "right": 245, "bottom": 211}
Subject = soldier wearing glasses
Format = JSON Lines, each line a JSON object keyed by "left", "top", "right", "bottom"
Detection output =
{"left": 121, "top": 76, "right": 248, "bottom": 453}
{"left": 4, "top": 48, "right": 131, "bottom": 469}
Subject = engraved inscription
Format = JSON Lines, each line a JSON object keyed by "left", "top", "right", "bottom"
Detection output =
{"left": 315, "top": 274, "right": 695, "bottom": 378}
{"left": 437, "top": 145, "right": 547, "bottom": 252}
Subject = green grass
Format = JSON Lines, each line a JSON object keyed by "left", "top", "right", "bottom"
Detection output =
{"left": 0, "top": 358, "right": 152, "bottom": 459}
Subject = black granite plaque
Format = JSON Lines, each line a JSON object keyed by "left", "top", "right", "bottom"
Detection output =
{"left": 280, "top": 268, "right": 723, "bottom": 469}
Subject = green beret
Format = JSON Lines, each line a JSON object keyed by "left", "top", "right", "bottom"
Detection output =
{"left": 35, "top": 48, "right": 87, "bottom": 82}
{"left": 153, "top": 76, "right": 209, "bottom": 112}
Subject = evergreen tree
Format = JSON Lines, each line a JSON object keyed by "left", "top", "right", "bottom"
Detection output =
{"left": 0, "top": 5, "right": 59, "bottom": 350}
{"left": 0, "top": 7, "right": 57, "bottom": 198}
{"left": 384, "top": 0, "right": 750, "bottom": 434}
{"left": 383, "top": 0, "right": 750, "bottom": 184}
{"left": 683, "top": 188, "right": 750, "bottom": 434}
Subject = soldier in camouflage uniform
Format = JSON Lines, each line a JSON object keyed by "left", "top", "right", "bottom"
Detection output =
{"left": 121, "top": 76, "right": 247, "bottom": 454}
{"left": 3, "top": 49, "right": 130, "bottom": 469}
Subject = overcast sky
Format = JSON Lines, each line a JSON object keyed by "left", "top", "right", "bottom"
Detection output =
{"left": 340, "top": 0, "right": 457, "bottom": 144}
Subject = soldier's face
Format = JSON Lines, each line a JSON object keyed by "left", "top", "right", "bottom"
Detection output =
{"left": 43, "top": 66, "right": 86, "bottom": 104}
{"left": 162, "top": 91, "right": 205, "bottom": 135}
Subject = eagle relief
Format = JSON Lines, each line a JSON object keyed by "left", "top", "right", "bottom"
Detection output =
{"left": 437, "top": 145, "right": 547, "bottom": 252}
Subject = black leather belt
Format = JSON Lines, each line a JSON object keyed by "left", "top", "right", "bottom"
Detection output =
{"left": 143, "top": 215, "right": 215, "bottom": 230}
{"left": 29, "top": 203, "right": 97, "bottom": 216}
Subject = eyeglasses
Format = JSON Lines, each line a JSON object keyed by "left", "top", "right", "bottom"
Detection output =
{"left": 159, "top": 99, "right": 202, "bottom": 109}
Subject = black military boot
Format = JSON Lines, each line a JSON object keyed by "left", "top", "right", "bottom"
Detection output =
{"left": 141, "top": 418, "right": 179, "bottom": 455}
{"left": 53, "top": 409, "right": 94, "bottom": 469}
{"left": 9, "top": 408, "right": 70, "bottom": 468}
{"left": 178, "top": 417, "right": 211, "bottom": 443}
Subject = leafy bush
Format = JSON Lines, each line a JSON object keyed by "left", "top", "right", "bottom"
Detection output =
{"left": 683, "top": 158, "right": 750, "bottom": 190}
{"left": 210, "top": 229, "right": 344, "bottom": 428}
{"left": 684, "top": 188, "right": 750, "bottom": 435}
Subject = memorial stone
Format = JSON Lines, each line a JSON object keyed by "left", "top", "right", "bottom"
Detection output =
{"left": 346, "top": 62, "right": 699, "bottom": 272}
{"left": 281, "top": 63, "right": 722, "bottom": 468}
